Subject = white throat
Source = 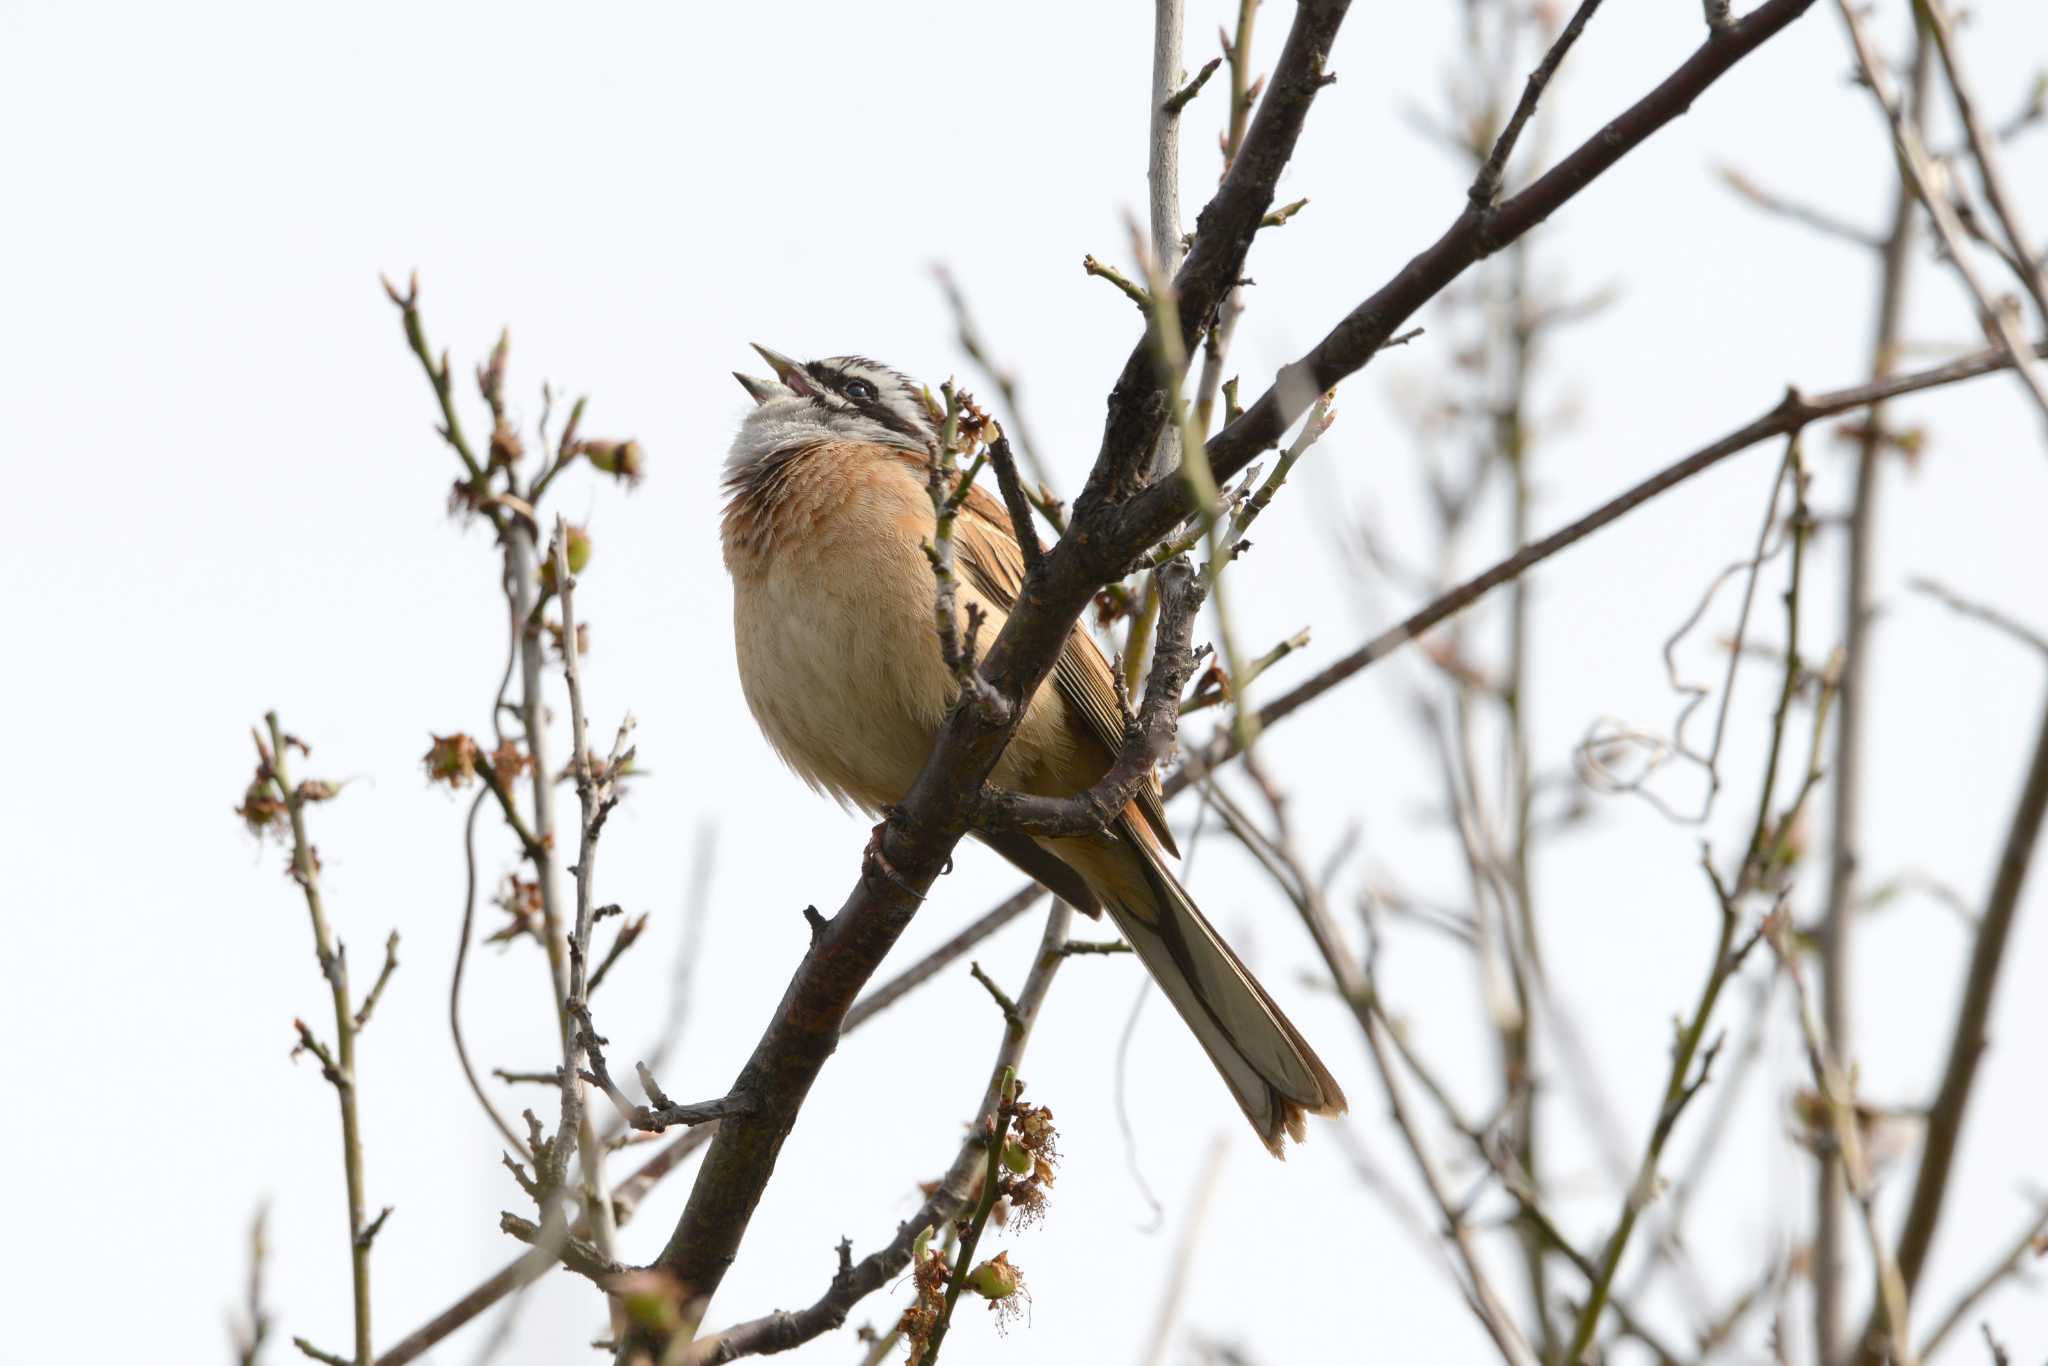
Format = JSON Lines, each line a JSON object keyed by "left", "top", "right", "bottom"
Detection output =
{"left": 725, "top": 394, "right": 930, "bottom": 476}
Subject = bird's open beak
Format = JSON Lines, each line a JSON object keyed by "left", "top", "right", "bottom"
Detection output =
{"left": 732, "top": 372, "right": 778, "bottom": 405}
{"left": 749, "top": 343, "right": 815, "bottom": 397}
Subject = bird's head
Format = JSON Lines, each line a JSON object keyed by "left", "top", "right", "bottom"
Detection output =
{"left": 727, "top": 346, "right": 941, "bottom": 473}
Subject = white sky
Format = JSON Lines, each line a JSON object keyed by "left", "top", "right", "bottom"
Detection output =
{"left": 4, "top": 2, "right": 2046, "bottom": 1363}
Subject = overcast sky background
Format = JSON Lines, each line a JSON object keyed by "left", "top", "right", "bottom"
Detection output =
{"left": 4, "top": 1, "right": 2046, "bottom": 1363}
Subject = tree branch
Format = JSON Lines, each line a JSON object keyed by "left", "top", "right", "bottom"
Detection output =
{"left": 626, "top": 12, "right": 1849, "bottom": 1336}
{"left": 1853, "top": 685, "right": 2048, "bottom": 1365}
{"left": 681, "top": 902, "right": 1074, "bottom": 1364}
{"left": 975, "top": 558, "right": 1206, "bottom": 838}
{"left": 1833, "top": 0, "right": 2048, "bottom": 425}
{"left": 1817, "top": 34, "right": 1930, "bottom": 1356}
{"left": 1119, "top": 0, "right": 1822, "bottom": 547}
{"left": 1208, "top": 335, "right": 2048, "bottom": 774}
{"left": 251, "top": 715, "right": 383, "bottom": 1366}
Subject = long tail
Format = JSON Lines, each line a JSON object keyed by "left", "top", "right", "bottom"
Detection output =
{"left": 1054, "top": 821, "right": 1347, "bottom": 1156}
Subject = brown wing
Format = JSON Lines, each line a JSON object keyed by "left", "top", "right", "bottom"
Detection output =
{"left": 897, "top": 454, "right": 1179, "bottom": 858}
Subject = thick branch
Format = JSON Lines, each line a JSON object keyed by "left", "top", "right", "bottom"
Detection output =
{"left": 682, "top": 902, "right": 1073, "bottom": 1364}
{"left": 1081, "top": 0, "right": 1353, "bottom": 505}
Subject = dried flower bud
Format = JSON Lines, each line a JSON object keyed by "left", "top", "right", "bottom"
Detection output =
{"left": 488, "top": 875, "right": 545, "bottom": 944}
{"left": 237, "top": 780, "right": 285, "bottom": 838}
{"left": 447, "top": 478, "right": 485, "bottom": 520}
{"left": 490, "top": 741, "right": 531, "bottom": 785}
{"left": 1015, "top": 1104, "right": 1056, "bottom": 1149}
{"left": 1003, "top": 1179, "right": 1049, "bottom": 1230}
{"left": 488, "top": 419, "right": 524, "bottom": 470}
{"left": 480, "top": 328, "right": 510, "bottom": 406}
{"left": 422, "top": 733, "right": 479, "bottom": 788}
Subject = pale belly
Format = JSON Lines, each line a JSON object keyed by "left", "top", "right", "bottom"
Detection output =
{"left": 731, "top": 537, "right": 1071, "bottom": 814}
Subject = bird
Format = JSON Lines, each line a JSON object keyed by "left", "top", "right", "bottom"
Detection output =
{"left": 721, "top": 346, "right": 1346, "bottom": 1155}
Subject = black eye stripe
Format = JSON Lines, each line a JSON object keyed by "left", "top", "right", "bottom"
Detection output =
{"left": 798, "top": 358, "right": 935, "bottom": 441}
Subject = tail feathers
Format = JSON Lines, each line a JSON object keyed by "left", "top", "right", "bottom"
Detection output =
{"left": 1061, "top": 825, "right": 1346, "bottom": 1156}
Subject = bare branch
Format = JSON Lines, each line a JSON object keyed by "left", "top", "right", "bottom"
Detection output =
{"left": 1146, "top": 0, "right": 1192, "bottom": 493}
{"left": 1718, "top": 163, "right": 1886, "bottom": 248}
{"left": 1771, "top": 915, "right": 1917, "bottom": 1365}
{"left": 1213, "top": 336, "right": 2048, "bottom": 776}
{"left": 985, "top": 434, "right": 1042, "bottom": 576}
{"left": 549, "top": 519, "right": 626, "bottom": 1274}
{"left": 1916, "top": 0, "right": 2048, "bottom": 324}
{"left": 250, "top": 714, "right": 382, "bottom": 1366}
{"left": 1853, "top": 687, "right": 2048, "bottom": 1364}
{"left": 1469, "top": 0, "right": 1606, "bottom": 207}
{"left": 1082, "top": 253, "right": 1153, "bottom": 312}
{"left": 681, "top": 903, "right": 1074, "bottom": 1364}
{"left": 1120, "top": 0, "right": 1824, "bottom": 541}
{"left": 352, "top": 932, "right": 399, "bottom": 1031}
{"left": 1909, "top": 577, "right": 2048, "bottom": 661}
{"left": 1914, "top": 1202, "right": 2048, "bottom": 1362}
{"left": 1834, "top": 0, "right": 2048, "bottom": 424}
{"left": 976, "top": 558, "right": 1207, "bottom": 838}
{"left": 1817, "top": 36, "right": 1930, "bottom": 1352}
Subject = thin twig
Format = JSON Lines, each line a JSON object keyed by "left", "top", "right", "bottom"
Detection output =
{"left": 1215, "top": 335, "right": 2048, "bottom": 777}
{"left": 1854, "top": 686, "right": 2048, "bottom": 1365}
{"left": 232, "top": 1204, "right": 273, "bottom": 1366}
{"left": 1915, "top": 0, "right": 2048, "bottom": 325}
{"left": 1146, "top": 0, "right": 1192, "bottom": 486}
{"left": 1834, "top": 0, "right": 2048, "bottom": 424}
{"left": 1909, "top": 577, "right": 2048, "bottom": 661}
{"left": 255, "top": 714, "right": 382, "bottom": 1366}
{"left": 1718, "top": 164, "right": 1885, "bottom": 248}
{"left": 1469, "top": 0, "right": 1606, "bottom": 207}
{"left": 550, "top": 519, "right": 627, "bottom": 1274}
{"left": 1771, "top": 915, "right": 1917, "bottom": 1365}
{"left": 1138, "top": 1137, "right": 1230, "bottom": 1366}
{"left": 1912, "top": 1201, "right": 2048, "bottom": 1361}
{"left": 1082, "top": 254, "right": 1153, "bottom": 312}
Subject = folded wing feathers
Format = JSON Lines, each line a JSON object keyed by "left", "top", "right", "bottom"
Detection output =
{"left": 906, "top": 453, "right": 1341, "bottom": 1153}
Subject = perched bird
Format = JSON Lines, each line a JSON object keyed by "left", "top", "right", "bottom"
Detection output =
{"left": 721, "top": 348, "right": 1346, "bottom": 1154}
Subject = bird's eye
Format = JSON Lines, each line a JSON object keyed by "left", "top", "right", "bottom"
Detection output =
{"left": 843, "top": 378, "right": 878, "bottom": 401}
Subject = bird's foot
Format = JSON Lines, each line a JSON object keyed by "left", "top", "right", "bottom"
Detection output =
{"left": 863, "top": 821, "right": 925, "bottom": 902}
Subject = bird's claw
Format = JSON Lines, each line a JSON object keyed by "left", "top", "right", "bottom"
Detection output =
{"left": 863, "top": 821, "right": 924, "bottom": 901}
